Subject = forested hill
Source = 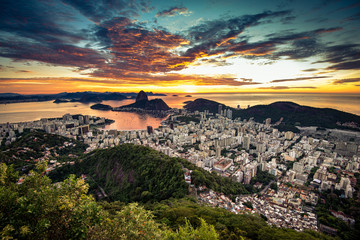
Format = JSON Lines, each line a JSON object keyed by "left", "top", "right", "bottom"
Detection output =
{"left": 51, "top": 144, "right": 189, "bottom": 203}
{"left": 50, "top": 143, "right": 249, "bottom": 203}
{"left": 184, "top": 99, "right": 360, "bottom": 130}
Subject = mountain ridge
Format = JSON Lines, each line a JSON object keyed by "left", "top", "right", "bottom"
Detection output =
{"left": 184, "top": 98, "right": 360, "bottom": 131}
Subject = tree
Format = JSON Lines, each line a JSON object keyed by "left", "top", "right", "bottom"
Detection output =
{"left": 0, "top": 162, "right": 102, "bottom": 239}
{"left": 166, "top": 218, "right": 219, "bottom": 240}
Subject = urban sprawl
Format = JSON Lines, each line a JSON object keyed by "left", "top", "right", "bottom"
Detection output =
{"left": 1, "top": 107, "right": 359, "bottom": 233}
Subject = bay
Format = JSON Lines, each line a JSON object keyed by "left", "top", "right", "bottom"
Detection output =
{"left": 0, "top": 93, "right": 359, "bottom": 130}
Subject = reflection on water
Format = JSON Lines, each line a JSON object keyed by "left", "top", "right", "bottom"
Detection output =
{"left": 0, "top": 93, "right": 359, "bottom": 130}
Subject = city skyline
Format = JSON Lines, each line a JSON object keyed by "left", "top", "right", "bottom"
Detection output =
{"left": 0, "top": 0, "right": 360, "bottom": 94}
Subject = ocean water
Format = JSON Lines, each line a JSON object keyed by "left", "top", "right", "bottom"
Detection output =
{"left": 0, "top": 93, "right": 359, "bottom": 130}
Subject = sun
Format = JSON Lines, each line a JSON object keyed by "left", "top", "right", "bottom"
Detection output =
{"left": 178, "top": 85, "right": 197, "bottom": 93}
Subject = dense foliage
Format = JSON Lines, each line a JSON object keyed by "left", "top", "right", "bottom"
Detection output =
{"left": 50, "top": 144, "right": 189, "bottom": 203}
{"left": 316, "top": 188, "right": 360, "bottom": 240}
{"left": 0, "top": 162, "right": 218, "bottom": 239}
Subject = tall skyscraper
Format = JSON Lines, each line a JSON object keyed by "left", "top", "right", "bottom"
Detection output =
{"left": 218, "top": 104, "right": 222, "bottom": 114}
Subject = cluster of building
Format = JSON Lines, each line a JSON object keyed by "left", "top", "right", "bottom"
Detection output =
{"left": 0, "top": 114, "right": 108, "bottom": 146}
{"left": 1, "top": 106, "right": 359, "bottom": 233}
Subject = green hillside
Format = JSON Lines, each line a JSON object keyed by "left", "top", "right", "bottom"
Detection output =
{"left": 51, "top": 144, "right": 189, "bottom": 203}
{"left": 50, "top": 144, "right": 248, "bottom": 203}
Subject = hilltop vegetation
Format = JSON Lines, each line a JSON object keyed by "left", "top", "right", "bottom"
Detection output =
{"left": 50, "top": 144, "right": 189, "bottom": 203}
{"left": 0, "top": 131, "right": 88, "bottom": 170}
{"left": 177, "top": 157, "right": 248, "bottom": 196}
{"left": 50, "top": 144, "right": 249, "bottom": 203}
{"left": 0, "top": 161, "right": 335, "bottom": 240}
{"left": 0, "top": 162, "right": 218, "bottom": 239}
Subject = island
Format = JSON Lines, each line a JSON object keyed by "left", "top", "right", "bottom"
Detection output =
{"left": 53, "top": 99, "right": 69, "bottom": 103}
{"left": 90, "top": 103, "right": 113, "bottom": 111}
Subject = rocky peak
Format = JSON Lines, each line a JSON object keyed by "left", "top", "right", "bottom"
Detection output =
{"left": 136, "top": 90, "right": 148, "bottom": 102}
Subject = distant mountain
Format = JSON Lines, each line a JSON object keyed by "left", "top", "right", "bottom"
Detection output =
{"left": 120, "top": 90, "right": 171, "bottom": 111}
{"left": 0, "top": 93, "right": 22, "bottom": 97}
{"left": 184, "top": 98, "right": 232, "bottom": 113}
{"left": 234, "top": 101, "right": 360, "bottom": 130}
{"left": 0, "top": 92, "right": 127, "bottom": 104}
{"left": 184, "top": 99, "right": 360, "bottom": 131}
{"left": 79, "top": 94, "right": 102, "bottom": 103}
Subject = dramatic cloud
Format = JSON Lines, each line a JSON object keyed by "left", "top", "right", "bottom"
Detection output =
{"left": 0, "top": 0, "right": 84, "bottom": 44}
{"left": 0, "top": 40, "right": 107, "bottom": 69}
{"left": 61, "top": 0, "right": 150, "bottom": 22}
{"left": 317, "top": 44, "right": 360, "bottom": 70}
{"left": 0, "top": 0, "right": 358, "bottom": 92}
{"left": 182, "top": 10, "right": 291, "bottom": 60}
{"left": 270, "top": 76, "right": 330, "bottom": 83}
{"left": 156, "top": 7, "right": 190, "bottom": 17}
{"left": 332, "top": 78, "right": 360, "bottom": 84}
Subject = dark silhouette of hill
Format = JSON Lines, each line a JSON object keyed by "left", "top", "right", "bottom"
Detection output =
{"left": 90, "top": 103, "right": 113, "bottom": 110}
{"left": 136, "top": 90, "right": 148, "bottom": 102}
{"left": 184, "top": 98, "right": 231, "bottom": 113}
{"left": 79, "top": 94, "right": 102, "bottom": 103}
{"left": 234, "top": 101, "right": 360, "bottom": 129}
{"left": 120, "top": 90, "right": 171, "bottom": 111}
{"left": 0, "top": 91, "right": 127, "bottom": 104}
{"left": 184, "top": 99, "right": 360, "bottom": 130}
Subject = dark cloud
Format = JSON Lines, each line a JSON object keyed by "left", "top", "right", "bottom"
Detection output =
{"left": 345, "top": 12, "right": 360, "bottom": 21}
{"left": 194, "top": 58, "right": 232, "bottom": 66}
{"left": 317, "top": 44, "right": 360, "bottom": 70}
{"left": 270, "top": 76, "right": 330, "bottom": 83}
{"left": 0, "top": 0, "right": 84, "bottom": 44}
{"left": 332, "top": 78, "right": 360, "bottom": 84}
{"left": 327, "top": 60, "right": 360, "bottom": 70}
{"left": 156, "top": 7, "right": 190, "bottom": 17}
{"left": 302, "top": 68, "right": 318, "bottom": 72}
{"left": 0, "top": 39, "right": 107, "bottom": 69}
{"left": 280, "top": 16, "right": 296, "bottom": 24}
{"left": 0, "top": 0, "right": 355, "bottom": 88}
{"left": 61, "top": 0, "right": 147, "bottom": 22}
{"left": 180, "top": 10, "right": 291, "bottom": 62}
{"left": 16, "top": 70, "right": 32, "bottom": 73}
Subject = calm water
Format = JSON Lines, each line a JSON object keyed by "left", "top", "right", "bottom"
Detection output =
{"left": 0, "top": 93, "right": 359, "bottom": 130}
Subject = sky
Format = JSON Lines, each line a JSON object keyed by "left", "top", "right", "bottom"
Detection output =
{"left": 0, "top": 0, "right": 359, "bottom": 94}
